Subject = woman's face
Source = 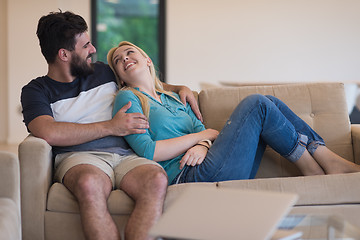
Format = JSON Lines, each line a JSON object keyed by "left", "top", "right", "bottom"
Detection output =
{"left": 111, "top": 45, "right": 151, "bottom": 86}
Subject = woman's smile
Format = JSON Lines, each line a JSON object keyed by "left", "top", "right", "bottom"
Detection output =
{"left": 125, "top": 62, "right": 136, "bottom": 71}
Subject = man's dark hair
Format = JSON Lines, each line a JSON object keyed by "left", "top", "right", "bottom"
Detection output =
{"left": 36, "top": 11, "right": 88, "bottom": 63}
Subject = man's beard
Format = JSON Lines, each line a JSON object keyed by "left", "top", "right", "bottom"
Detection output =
{"left": 70, "top": 53, "right": 95, "bottom": 78}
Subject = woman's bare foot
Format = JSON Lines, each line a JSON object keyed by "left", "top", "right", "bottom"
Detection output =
{"left": 294, "top": 150, "right": 325, "bottom": 176}
{"left": 312, "top": 146, "right": 360, "bottom": 174}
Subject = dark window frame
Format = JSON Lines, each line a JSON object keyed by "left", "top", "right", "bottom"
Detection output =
{"left": 90, "top": 0, "right": 166, "bottom": 82}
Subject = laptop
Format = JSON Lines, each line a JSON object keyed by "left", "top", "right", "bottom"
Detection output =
{"left": 150, "top": 185, "right": 298, "bottom": 240}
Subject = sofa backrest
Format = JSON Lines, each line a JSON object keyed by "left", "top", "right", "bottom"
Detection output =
{"left": 198, "top": 83, "right": 352, "bottom": 178}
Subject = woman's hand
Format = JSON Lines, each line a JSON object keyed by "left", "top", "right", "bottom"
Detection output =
{"left": 179, "top": 145, "right": 208, "bottom": 169}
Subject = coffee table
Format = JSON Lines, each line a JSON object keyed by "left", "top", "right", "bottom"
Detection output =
{"left": 277, "top": 214, "right": 360, "bottom": 240}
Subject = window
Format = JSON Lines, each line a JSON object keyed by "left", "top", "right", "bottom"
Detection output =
{"left": 91, "top": 0, "right": 166, "bottom": 80}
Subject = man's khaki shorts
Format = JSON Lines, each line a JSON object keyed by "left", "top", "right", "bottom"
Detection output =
{"left": 54, "top": 151, "right": 162, "bottom": 189}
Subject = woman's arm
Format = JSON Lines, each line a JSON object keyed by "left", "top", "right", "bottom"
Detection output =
{"left": 153, "top": 128, "right": 218, "bottom": 162}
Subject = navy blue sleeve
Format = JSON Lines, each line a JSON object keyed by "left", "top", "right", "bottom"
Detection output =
{"left": 21, "top": 79, "right": 53, "bottom": 130}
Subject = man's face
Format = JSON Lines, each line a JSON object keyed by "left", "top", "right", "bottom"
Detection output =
{"left": 70, "top": 52, "right": 95, "bottom": 78}
{"left": 70, "top": 32, "right": 96, "bottom": 78}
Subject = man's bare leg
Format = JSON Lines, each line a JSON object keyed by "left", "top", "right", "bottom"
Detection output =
{"left": 312, "top": 146, "right": 360, "bottom": 174}
{"left": 63, "top": 164, "right": 119, "bottom": 240}
{"left": 119, "top": 164, "right": 168, "bottom": 240}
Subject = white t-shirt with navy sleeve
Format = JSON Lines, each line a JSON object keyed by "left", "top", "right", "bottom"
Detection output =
{"left": 21, "top": 62, "right": 133, "bottom": 157}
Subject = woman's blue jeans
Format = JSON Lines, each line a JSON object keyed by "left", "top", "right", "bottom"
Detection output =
{"left": 172, "top": 94, "right": 325, "bottom": 184}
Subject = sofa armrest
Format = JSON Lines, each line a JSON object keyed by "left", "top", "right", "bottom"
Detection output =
{"left": 0, "top": 151, "right": 20, "bottom": 207}
{"left": 0, "top": 199, "right": 21, "bottom": 240}
{"left": 19, "top": 135, "right": 53, "bottom": 240}
{"left": 0, "top": 151, "right": 21, "bottom": 240}
{"left": 351, "top": 124, "right": 360, "bottom": 165}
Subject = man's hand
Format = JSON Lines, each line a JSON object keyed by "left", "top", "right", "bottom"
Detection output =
{"left": 163, "top": 83, "right": 203, "bottom": 122}
{"left": 178, "top": 86, "right": 203, "bottom": 122}
{"left": 179, "top": 145, "right": 208, "bottom": 170}
{"left": 110, "top": 101, "right": 149, "bottom": 136}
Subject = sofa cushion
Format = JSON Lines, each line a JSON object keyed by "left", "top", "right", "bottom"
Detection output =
{"left": 47, "top": 183, "right": 135, "bottom": 214}
{"left": 47, "top": 170, "right": 360, "bottom": 215}
{"left": 217, "top": 172, "right": 360, "bottom": 205}
{"left": 47, "top": 182, "right": 217, "bottom": 215}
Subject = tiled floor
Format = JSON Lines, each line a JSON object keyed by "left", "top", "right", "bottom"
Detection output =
{"left": 0, "top": 143, "right": 19, "bottom": 155}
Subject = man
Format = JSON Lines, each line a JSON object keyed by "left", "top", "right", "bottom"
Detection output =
{"left": 21, "top": 11, "right": 202, "bottom": 240}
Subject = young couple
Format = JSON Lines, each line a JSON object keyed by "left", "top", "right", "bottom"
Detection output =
{"left": 23, "top": 10, "right": 360, "bottom": 240}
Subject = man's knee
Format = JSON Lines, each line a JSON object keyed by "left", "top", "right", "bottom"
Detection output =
{"left": 136, "top": 165, "right": 168, "bottom": 193}
{"left": 77, "top": 173, "right": 107, "bottom": 193}
{"left": 64, "top": 165, "right": 112, "bottom": 198}
{"left": 139, "top": 166, "right": 168, "bottom": 203}
{"left": 121, "top": 165, "right": 168, "bottom": 198}
{"left": 146, "top": 166, "right": 168, "bottom": 190}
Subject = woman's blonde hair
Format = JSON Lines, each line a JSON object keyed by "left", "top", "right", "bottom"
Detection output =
{"left": 107, "top": 41, "right": 181, "bottom": 118}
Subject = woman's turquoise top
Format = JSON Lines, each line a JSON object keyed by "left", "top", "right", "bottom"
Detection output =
{"left": 112, "top": 89, "right": 205, "bottom": 183}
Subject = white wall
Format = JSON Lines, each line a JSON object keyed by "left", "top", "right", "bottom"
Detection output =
{"left": 2, "top": 0, "right": 90, "bottom": 144}
{"left": 167, "top": 0, "right": 360, "bottom": 91}
{"left": 2, "top": 0, "right": 360, "bottom": 144}
{"left": 0, "top": 0, "right": 8, "bottom": 143}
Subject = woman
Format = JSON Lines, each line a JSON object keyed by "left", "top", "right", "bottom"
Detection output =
{"left": 108, "top": 41, "right": 360, "bottom": 185}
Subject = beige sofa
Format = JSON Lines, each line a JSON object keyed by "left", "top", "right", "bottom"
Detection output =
{"left": 0, "top": 151, "right": 21, "bottom": 240}
{"left": 19, "top": 82, "right": 360, "bottom": 240}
